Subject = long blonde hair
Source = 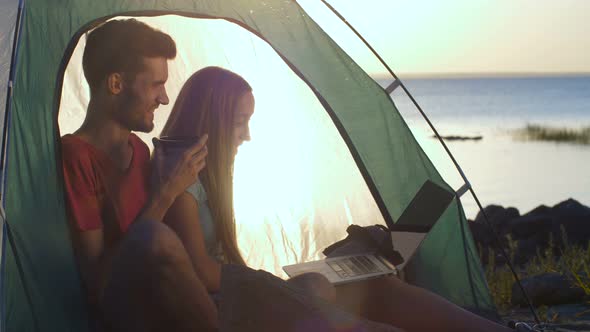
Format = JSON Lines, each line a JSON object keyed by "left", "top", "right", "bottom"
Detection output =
{"left": 161, "top": 66, "right": 251, "bottom": 265}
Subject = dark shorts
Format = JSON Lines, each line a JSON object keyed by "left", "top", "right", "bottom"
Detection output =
{"left": 218, "top": 264, "right": 396, "bottom": 332}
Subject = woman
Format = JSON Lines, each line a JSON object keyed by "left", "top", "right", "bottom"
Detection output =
{"left": 160, "top": 66, "right": 519, "bottom": 332}
{"left": 160, "top": 66, "right": 251, "bottom": 293}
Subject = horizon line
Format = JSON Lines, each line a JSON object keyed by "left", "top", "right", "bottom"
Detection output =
{"left": 370, "top": 71, "right": 590, "bottom": 79}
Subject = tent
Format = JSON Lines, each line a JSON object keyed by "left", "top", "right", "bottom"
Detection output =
{"left": 0, "top": 0, "right": 497, "bottom": 330}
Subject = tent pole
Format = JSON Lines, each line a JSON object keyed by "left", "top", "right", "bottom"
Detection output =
{"left": 315, "top": 0, "right": 541, "bottom": 324}
{"left": 0, "top": 1, "right": 41, "bottom": 332}
{"left": 1, "top": 0, "right": 25, "bottom": 201}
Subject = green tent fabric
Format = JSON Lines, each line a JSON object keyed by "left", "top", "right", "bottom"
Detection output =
{"left": 0, "top": 0, "right": 496, "bottom": 331}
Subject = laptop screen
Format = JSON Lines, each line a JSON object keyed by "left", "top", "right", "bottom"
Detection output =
{"left": 389, "top": 180, "right": 455, "bottom": 233}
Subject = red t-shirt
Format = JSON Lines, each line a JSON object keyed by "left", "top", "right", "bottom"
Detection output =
{"left": 61, "top": 133, "right": 151, "bottom": 239}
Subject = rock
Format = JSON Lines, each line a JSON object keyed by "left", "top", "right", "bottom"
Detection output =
{"left": 514, "top": 232, "right": 550, "bottom": 265}
{"left": 511, "top": 215, "right": 553, "bottom": 240}
{"left": 474, "top": 205, "right": 520, "bottom": 236}
{"left": 472, "top": 200, "right": 590, "bottom": 267}
{"left": 471, "top": 206, "right": 520, "bottom": 254}
{"left": 549, "top": 199, "right": 590, "bottom": 245}
{"left": 507, "top": 205, "right": 555, "bottom": 264}
{"left": 469, "top": 220, "right": 493, "bottom": 246}
{"left": 526, "top": 204, "right": 552, "bottom": 217}
{"left": 470, "top": 206, "right": 519, "bottom": 265}
{"left": 551, "top": 216, "right": 590, "bottom": 248}
{"left": 511, "top": 273, "right": 586, "bottom": 306}
{"left": 509, "top": 200, "right": 589, "bottom": 264}
{"left": 552, "top": 199, "right": 590, "bottom": 218}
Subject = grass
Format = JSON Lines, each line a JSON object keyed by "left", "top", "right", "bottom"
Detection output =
{"left": 485, "top": 251, "right": 515, "bottom": 310}
{"left": 484, "top": 228, "right": 590, "bottom": 313}
{"left": 513, "top": 124, "right": 590, "bottom": 144}
{"left": 484, "top": 235, "right": 520, "bottom": 311}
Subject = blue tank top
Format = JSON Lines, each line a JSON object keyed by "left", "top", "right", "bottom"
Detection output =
{"left": 185, "top": 181, "right": 223, "bottom": 261}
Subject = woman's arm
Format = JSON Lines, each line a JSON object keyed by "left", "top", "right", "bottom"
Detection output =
{"left": 164, "top": 191, "right": 222, "bottom": 292}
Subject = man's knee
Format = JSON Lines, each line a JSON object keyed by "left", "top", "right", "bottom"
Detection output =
{"left": 289, "top": 272, "right": 336, "bottom": 302}
{"left": 103, "top": 220, "right": 195, "bottom": 331}
{"left": 124, "top": 219, "right": 187, "bottom": 267}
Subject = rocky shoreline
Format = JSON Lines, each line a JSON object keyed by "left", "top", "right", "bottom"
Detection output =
{"left": 469, "top": 198, "right": 590, "bottom": 266}
{"left": 468, "top": 199, "right": 590, "bottom": 330}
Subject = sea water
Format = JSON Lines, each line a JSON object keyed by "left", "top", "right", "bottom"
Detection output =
{"left": 385, "top": 76, "right": 590, "bottom": 219}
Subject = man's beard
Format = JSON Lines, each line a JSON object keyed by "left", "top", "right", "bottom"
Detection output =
{"left": 116, "top": 88, "right": 154, "bottom": 133}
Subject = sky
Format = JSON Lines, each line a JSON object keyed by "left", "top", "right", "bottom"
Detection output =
{"left": 299, "top": 0, "right": 590, "bottom": 76}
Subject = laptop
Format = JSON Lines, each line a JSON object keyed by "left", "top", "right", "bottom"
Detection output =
{"left": 283, "top": 180, "right": 455, "bottom": 285}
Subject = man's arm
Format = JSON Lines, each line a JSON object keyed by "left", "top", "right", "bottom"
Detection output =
{"left": 70, "top": 229, "right": 113, "bottom": 300}
{"left": 61, "top": 140, "right": 111, "bottom": 299}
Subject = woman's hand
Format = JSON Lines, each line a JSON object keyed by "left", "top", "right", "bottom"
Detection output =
{"left": 158, "top": 135, "right": 208, "bottom": 199}
{"left": 142, "top": 135, "right": 208, "bottom": 223}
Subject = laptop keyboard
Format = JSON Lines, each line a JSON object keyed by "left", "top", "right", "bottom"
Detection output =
{"left": 327, "top": 255, "right": 384, "bottom": 278}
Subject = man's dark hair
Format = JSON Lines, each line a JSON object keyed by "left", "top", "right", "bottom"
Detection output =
{"left": 82, "top": 19, "right": 177, "bottom": 92}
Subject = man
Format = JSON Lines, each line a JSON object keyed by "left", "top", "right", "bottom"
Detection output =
{"left": 61, "top": 19, "right": 217, "bottom": 332}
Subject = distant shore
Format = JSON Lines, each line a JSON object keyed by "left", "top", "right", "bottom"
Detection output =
{"left": 429, "top": 124, "right": 590, "bottom": 145}
{"left": 512, "top": 124, "right": 590, "bottom": 145}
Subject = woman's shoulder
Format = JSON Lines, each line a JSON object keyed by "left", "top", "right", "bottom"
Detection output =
{"left": 185, "top": 180, "right": 207, "bottom": 203}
